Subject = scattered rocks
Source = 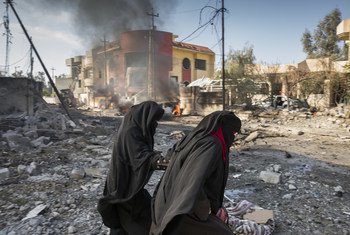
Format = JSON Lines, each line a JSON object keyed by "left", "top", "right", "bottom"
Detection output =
{"left": 245, "top": 131, "right": 259, "bottom": 142}
{"left": 1, "top": 106, "right": 349, "bottom": 234}
{"left": 0, "top": 168, "right": 10, "bottom": 180}
{"left": 334, "top": 185, "right": 344, "bottom": 197}
{"left": 70, "top": 168, "right": 86, "bottom": 180}
{"left": 259, "top": 171, "right": 281, "bottom": 184}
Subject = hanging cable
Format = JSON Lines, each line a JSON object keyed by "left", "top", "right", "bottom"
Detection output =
{"left": 180, "top": 7, "right": 222, "bottom": 42}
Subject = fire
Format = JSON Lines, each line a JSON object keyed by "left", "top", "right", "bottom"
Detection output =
{"left": 172, "top": 102, "right": 181, "bottom": 116}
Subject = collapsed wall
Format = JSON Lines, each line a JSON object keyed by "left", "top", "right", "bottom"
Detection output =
{"left": 0, "top": 77, "right": 43, "bottom": 115}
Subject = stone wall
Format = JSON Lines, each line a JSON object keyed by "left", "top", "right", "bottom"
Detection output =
{"left": 179, "top": 86, "right": 223, "bottom": 116}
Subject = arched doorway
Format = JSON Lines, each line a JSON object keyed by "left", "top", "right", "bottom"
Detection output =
{"left": 182, "top": 58, "right": 191, "bottom": 83}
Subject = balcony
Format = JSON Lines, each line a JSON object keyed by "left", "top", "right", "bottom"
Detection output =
{"left": 337, "top": 19, "right": 350, "bottom": 41}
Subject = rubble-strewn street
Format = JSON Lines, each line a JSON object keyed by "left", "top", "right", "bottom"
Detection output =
{"left": 0, "top": 105, "right": 350, "bottom": 235}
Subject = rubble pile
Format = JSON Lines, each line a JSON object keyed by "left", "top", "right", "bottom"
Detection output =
{"left": 0, "top": 106, "right": 349, "bottom": 234}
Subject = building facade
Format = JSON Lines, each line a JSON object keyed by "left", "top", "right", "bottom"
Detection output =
{"left": 64, "top": 30, "right": 215, "bottom": 108}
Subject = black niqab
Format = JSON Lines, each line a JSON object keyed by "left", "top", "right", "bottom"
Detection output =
{"left": 151, "top": 111, "right": 241, "bottom": 234}
{"left": 98, "top": 101, "right": 164, "bottom": 230}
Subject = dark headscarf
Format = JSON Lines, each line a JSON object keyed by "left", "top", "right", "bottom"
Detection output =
{"left": 174, "top": 110, "right": 241, "bottom": 154}
{"left": 103, "top": 100, "right": 164, "bottom": 201}
{"left": 151, "top": 111, "right": 241, "bottom": 234}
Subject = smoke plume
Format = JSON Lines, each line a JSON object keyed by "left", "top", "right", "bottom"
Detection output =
{"left": 18, "top": 0, "right": 178, "bottom": 46}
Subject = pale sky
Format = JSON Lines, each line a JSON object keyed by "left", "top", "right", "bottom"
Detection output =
{"left": 1, "top": 0, "right": 350, "bottom": 78}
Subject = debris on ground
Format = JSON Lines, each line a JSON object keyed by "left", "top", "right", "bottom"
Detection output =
{"left": 1, "top": 105, "right": 350, "bottom": 234}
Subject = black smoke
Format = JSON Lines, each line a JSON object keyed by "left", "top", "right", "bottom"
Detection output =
{"left": 17, "top": 0, "right": 178, "bottom": 46}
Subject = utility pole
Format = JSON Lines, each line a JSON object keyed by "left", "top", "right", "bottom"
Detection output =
{"left": 15, "top": 65, "right": 20, "bottom": 74}
{"left": 221, "top": 0, "right": 226, "bottom": 111}
{"left": 27, "top": 44, "right": 34, "bottom": 116}
{"left": 147, "top": 8, "right": 159, "bottom": 100}
{"left": 29, "top": 43, "right": 34, "bottom": 78}
{"left": 3, "top": 0, "right": 12, "bottom": 76}
{"left": 6, "top": 0, "right": 75, "bottom": 124}
{"left": 101, "top": 35, "right": 108, "bottom": 87}
{"left": 147, "top": 8, "right": 158, "bottom": 31}
{"left": 51, "top": 67, "right": 55, "bottom": 79}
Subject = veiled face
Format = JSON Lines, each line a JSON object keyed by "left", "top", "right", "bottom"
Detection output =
{"left": 221, "top": 115, "right": 241, "bottom": 147}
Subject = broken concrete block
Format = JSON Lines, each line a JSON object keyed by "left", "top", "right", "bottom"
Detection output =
{"left": 245, "top": 131, "right": 259, "bottom": 142}
{"left": 334, "top": 185, "right": 344, "bottom": 197}
{"left": 67, "top": 120, "right": 77, "bottom": 128}
{"left": 67, "top": 225, "right": 77, "bottom": 234}
{"left": 259, "top": 171, "right": 281, "bottom": 184}
{"left": 3, "top": 131, "right": 32, "bottom": 151}
{"left": 0, "top": 168, "right": 10, "bottom": 180}
{"left": 282, "top": 193, "right": 293, "bottom": 199}
{"left": 17, "top": 165, "right": 27, "bottom": 174}
{"left": 22, "top": 204, "right": 47, "bottom": 221}
{"left": 26, "top": 162, "right": 41, "bottom": 176}
{"left": 53, "top": 116, "right": 67, "bottom": 130}
{"left": 267, "top": 164, "right": 281, "bottom": 173}
{"left": 273, "top": 164, "right": 281, "bottom": 172}
{"left": 23, "top": 130, "right": 38, "bottom": 139}
{"left": 31, "top": 136, "right": 51, "bottom": 148}
{"left": 84, "top": 167, "right": 103, "bottom": 178}
{"left": 70, "top": 168, "right": 85, "bottom": 180}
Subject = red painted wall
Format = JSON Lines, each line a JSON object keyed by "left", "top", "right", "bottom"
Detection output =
{"left": 118, "top": 30, "right": 173, "bottom": 99}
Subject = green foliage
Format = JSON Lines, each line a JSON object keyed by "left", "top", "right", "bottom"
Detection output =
{"left": 301, "top": 29, "right": 315, "bottom": 56}
{"left": 11, "top": 70, "right": 24, "bottom": 77}
{"left": 34, "top": 71, "right": 46, "bottom": 82}
{"left": 299, "top": 76, "right": 325, "bottom": 97}
{"left": 42, "top": 89, "right": 52, "bottom": 97}
{"left": 236, "top": 78, "right": 257, "bottom": 105}
{"left": 301, "top": 8, "right": 346, "bottom": 60}
{"left": 330, "top": 74, "right": 350, "bottom": 104}
{"left": 225, "top": 43, "right": 256, "bottom": 82}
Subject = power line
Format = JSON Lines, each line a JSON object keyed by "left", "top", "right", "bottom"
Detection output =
{"left": 180, "top": 6, "right": 221, "bottom": 42}
{"left": 210, "top": 38, "right": 222, "bottom": 50}
{"left": 182, "top": 21, "right": 211, "bottom": 42}
{"left": 168, "top": 8, "right": 202, "bottom": 15}
{"left": 0, "top": 48, "right": 30, "bottom": 67}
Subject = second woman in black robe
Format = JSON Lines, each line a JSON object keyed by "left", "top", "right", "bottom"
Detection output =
{"left": 150, "top": 111, "right": 241, "bottom": 235}
{"left": 98, "top": 101, "right": 164, "bottom": 235}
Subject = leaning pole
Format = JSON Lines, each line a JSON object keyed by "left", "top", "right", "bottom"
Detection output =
{"left": 6, "top": 0, "right": 76, "bottom": 124}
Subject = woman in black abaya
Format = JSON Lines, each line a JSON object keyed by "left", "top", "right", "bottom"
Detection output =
{"left": 150, "top": 111, "right": 241, "bottom": 235}
{"left": 98, "top": 101, "right": 164, "bottom": 235}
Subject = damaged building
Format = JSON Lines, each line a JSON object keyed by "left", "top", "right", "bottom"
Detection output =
{"left": 0, "top": 76, "right": 43, "bottom": 117}
{"left": 65, "top": 29, "right": 215, "bottom": 110}
{"left": 60, "top": 20, "right": 350, "bottom": 114}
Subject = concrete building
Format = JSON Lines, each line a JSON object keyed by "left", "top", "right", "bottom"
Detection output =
{"left": 170, "top": 41, "right": 215, "bottom": 85}
{"left": 65, "top": 30, "right": 215, "bottom": 108}
{"left": 337, "top": 19, "right": 350, "bottom": 60}
{"left": 250, "top": 57, "right": 349, "bottom": 108}
{"left": 0, "top": 77, "right": 43, "bottom": 115}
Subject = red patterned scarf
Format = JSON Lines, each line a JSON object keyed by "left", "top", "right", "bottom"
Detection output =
{"left": 211, "top": 127, "right": 227, "bottom": 161}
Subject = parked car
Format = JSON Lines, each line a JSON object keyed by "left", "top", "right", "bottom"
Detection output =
{"left": 253, "top": 95, "right": 309, "bottom": 109}
{"left": 273, "top": 95, "right": 309, "bottom": 109}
